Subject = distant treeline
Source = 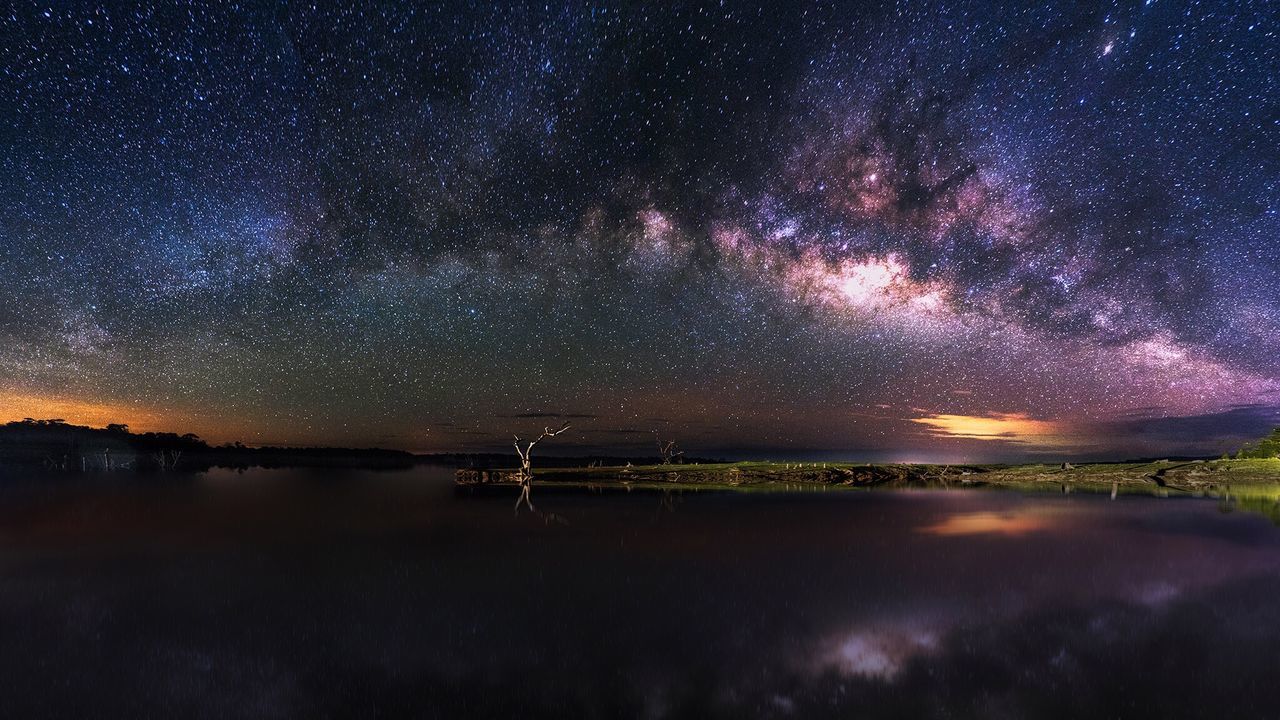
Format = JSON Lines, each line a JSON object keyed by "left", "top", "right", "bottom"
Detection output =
{"left": 0, "top": 419, "right": 417, "bottom": 472}
{"left": 0, "top": 419, "right": 719, "bottom": 473}
{"left": 1236, "top": 428, "right": 1280, "bottom": 459}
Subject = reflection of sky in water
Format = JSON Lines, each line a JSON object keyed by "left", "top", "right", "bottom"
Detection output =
{"left": 1, "top": 467, "right": 1279, "bottom": 717}
{"left": 916, "top": 509, "right": 1056, "bottom": 536}
{"left": 824, "top": 624, "right": 940, "bottom": 679}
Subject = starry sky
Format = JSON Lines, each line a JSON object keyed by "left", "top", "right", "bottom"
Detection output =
{"left": 1, "top": 1, "right": 1277, "bottom": 460}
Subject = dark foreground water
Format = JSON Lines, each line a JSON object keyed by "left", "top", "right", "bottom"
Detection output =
{"left": 2, "top": 465, "right": 1279, "bottom": 719}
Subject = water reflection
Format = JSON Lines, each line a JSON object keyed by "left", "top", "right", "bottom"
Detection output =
{"left": 822, "top": 624, "right": 939, "bottom": 680}
{"left": 916, "top": 509, "right": 1054, "bottom": 536}
{"left": 1, "top": 466, "right": 1279, "bottom": 718}
{"left": 1221, "top": 492, "right": 1280, "bottom": 526}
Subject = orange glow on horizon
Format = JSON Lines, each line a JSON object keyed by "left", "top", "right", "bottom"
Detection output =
{"left": 910, "top": 412, "right": 1071, "bottom": 447}
{"left": 0, "top": 391, "right": 438, "bottom": 450}
{"left": 0, "top": 391, "right": 233, "bottom": 442}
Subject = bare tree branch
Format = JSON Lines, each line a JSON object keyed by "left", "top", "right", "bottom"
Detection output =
{"left": 512, "top": 421, "right": 571, "bottom": 515}
{"left": 654, "top": 432, "right": 684, "bottom": 465}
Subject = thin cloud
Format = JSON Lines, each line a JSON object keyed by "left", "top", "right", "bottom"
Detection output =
{"left": 910, "top": 412, "right": 1074, "bottom": 448}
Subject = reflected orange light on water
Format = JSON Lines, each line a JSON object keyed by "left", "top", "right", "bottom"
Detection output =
{"left": 917, "top": 511, "right": 1051, "bottom": 537}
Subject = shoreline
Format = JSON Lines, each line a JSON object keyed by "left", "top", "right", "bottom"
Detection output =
{"left": 456, "top": 459, "right": 1280, "bottom": 497}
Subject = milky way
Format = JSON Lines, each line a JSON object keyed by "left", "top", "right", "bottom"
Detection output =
{"left": 1, "top": 1, "right": 1277, "bottom": 459}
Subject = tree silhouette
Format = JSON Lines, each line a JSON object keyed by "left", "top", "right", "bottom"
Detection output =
{"left": 654, "top": 433, "right": 684, "bottom": 465}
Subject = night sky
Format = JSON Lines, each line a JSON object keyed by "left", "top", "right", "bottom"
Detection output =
{"left": 1, "top": 1, "right": 1277, "bottom": 460}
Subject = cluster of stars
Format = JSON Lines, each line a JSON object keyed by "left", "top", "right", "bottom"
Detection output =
{"left": 0, "top": 0, "right": 1276, "bottom": 460}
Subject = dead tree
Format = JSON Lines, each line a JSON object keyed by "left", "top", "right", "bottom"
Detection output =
{"left": 151, "top": 450, "right": 183, "bottom": 471}
{"left": 513, "top": 421, "right": 571, "bottom": 515}
{"left": 654, "top": 433, "right": 684, "bottom": 465}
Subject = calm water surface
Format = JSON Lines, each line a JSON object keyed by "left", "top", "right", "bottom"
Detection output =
{"left": 2, "top": 465, "right": 1279, "bottom": 718}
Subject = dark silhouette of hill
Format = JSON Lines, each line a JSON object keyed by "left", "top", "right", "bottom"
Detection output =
{"left": 0, "top": 419, "right": 416, "bottom": 472}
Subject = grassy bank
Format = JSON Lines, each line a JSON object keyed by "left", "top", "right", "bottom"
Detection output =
{"left": 456, "top": 458, "right": 1280, "bottom": 497}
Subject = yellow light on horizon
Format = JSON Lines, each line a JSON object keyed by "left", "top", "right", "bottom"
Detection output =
{"left": 0, "top": 391, "right": 171, "bottom": 429}
{"left": 910, "top": 412, "right": 1072, "bottom": 447}
{"left": 0, "top": 391, "right": 242, "bottom": 441}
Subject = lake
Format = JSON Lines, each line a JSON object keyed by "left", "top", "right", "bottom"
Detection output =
{"left": 1, "top": 464, "right": 1278, "bottom": 718}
